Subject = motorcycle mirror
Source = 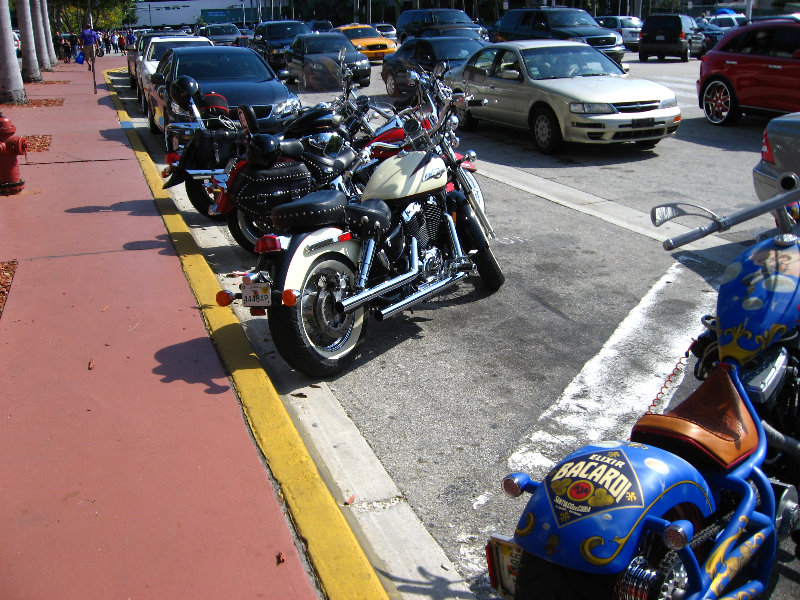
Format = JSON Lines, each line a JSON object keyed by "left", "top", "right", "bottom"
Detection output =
{"left": 651, "top": 202, "right": 721, "bottom": 227}
{"left": 170, "top": 75, "right": 200, "bottom": 110}
{"left": 432, "top": 61, "right": 447, "bottom": 78}
{"left": 408, "top": 71, "right": 420, "bottom": 83}
{"left": 403, "top": 118, "right": 421, "bottom": 135}
{"left": 338, "top": 46, "right": 347, "bottom": 63}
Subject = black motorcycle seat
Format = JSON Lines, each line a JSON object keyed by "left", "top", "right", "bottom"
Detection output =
{"left": 270, "top": 189, "right": 347, "bottom": 232}
{"left": 301, "top": 147, "right": 358, "bottom": 182}
{"left": 345, "top": 199, "right": 392, "bottom": 235}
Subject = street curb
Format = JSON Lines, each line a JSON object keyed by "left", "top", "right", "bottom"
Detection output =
{"left": 103, "top": 69, "right": 389, "bottom": 600}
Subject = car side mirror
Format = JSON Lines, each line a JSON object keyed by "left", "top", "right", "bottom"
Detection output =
{"left": 500, "top": 69, "right": 520, "bottom": 80}
{"left": 254, "top": 34, "right": 262, "bottom": 40}
{"left": 276, "top": 70, "right": 290, "bottom": 81}
{"left": 150, "top": 72, "right": 165, "bottom": 86}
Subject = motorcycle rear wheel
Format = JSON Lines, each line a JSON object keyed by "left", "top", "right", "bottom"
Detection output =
{"left": 514, "top": 551, "right": 616, "bottom": 599}
{"left": 184, "top": 178, "right": 226, "bottom": 222}
{"left": 227, "top": 208, "right": 270, "bottom": 253}
{"left": 268, "top": 255, "right": 367, "bottom": 377}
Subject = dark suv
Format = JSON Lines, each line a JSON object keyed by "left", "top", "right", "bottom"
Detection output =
{"left": 494, "top": 8, "right": 626, "bottom": 64}
{"left": 396, "top": 9, "right": 486, "bottom": 43}
{"left": 249, "top": 20, "right": 310, "bottom": 69}
{"left": 639, "top": 14, "right": 704, "bottom": 61}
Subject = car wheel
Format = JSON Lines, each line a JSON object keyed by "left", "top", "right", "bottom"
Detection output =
{"left": 639, "top": 52, "right": 648, "bottom": 62}
{"left": 454, "top": 91, "right": 478, "bottom": 131}
{"left": 680, "top": 45, "right": 690, "bottom": 62}
{"left": 702, "top": 79, "right": 741, "bottom": 126}
{"left": 385, "top": 72, "right": 398, "bottom": 97}
{"left": 148, "top": 102, "right": 159, "bottom": 135}
{"left": 657, "top": 54, "right": 665, "bottom": 61}
{"left": 136, "top": 82, "right": 142, "bottom": 102}
{"left": 300, "top": 68, "right": 310, "bottom": 91}
{"left": 530, "top": 106, "right": 562, "bottom": 155}
{"left": 140, "top": 88, "right": 148, "bottom": 114}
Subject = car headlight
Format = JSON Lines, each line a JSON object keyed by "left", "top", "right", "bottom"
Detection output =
{"left": 356, "top": 59, "right": 369, "bottom": 67}
{"left": 614, "top": 33, "right": 623, "bottom": 45}
{"left": 273, "top": 95, "right": 301, "bottom": 117}
{"left": 568, "top": 36, "right": 586, "bottom": 43}
{"left": 659, "top": 96, "right": 678, "bottom": 109}
{"left": 170, "top": 101, "right": 191, "bottom": 117}
{"left": 270, "top": 47, "right": 284, "bottom": 54}
{"left": 570, "top": 102, "right": 615, "bottom": 114}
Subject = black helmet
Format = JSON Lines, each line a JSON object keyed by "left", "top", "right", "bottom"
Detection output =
{"left": 246, "top": 134, "right": 281, "bottom": 167}
{"left": 169, "top": 76, "right": 200, "bottom": 110}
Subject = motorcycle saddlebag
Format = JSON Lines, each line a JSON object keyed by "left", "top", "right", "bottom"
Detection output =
{"left": 192, "top": 127, "right": 244, "bottom": 169}
{"left": 230, "top": 161, "right": 314, "bottom": 220}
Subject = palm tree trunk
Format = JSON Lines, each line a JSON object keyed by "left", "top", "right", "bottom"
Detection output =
{"left": 40, "top": 0, "right": 59, "bottom": 66}
{"left": 16, "top": 0, "right": 43, "bottom": 83}
{"left": 30, "top": 0, "right": 53, "bottom": 70}
{"left": 0, "top": 0, "right": 28, "bottom": 102}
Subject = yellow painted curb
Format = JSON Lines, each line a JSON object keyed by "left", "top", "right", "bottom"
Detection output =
{"left": 104, "top": 70, "right": 389, "bottom": 600}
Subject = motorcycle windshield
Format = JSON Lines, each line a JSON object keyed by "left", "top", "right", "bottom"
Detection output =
{"left": 716, "top": 238, "right": 800, "bottom": 365}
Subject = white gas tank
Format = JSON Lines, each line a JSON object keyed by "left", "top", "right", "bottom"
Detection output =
{"left": 362, "top": 151, "right": 447, "bottom": 203}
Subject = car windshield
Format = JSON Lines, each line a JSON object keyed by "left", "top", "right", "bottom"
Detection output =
{"left": 176, "top": 51, "right": 274, "bottom": 81}
{"left": 521, "top": 45, "right": 623, "bottom": 79}
{"left": 422, "top": 28, "right": 479, "bottom": 38}
{"left": 267, "top": 22, "right": 308, "bottom": 37}
{"left": 436, "top": 10, "right": 473, "bottom": 25}
{"left": 434, "top": 38, "right": 485, "bottom": 60}
{"left": 342, "top": 26, "right": 381, "bottom": 39}
{"left": 620, "top": 17, "right": 642, "bottom": 28}
{"left": 548, "top": 10, "right": 600, "bottom": 28}
{"left": 148, "top": 40, "right": 210, "bottom": 62}
{"left": 645, "top": 16, "right": 680, "bottom": 32}
{"left": 208, "top": 25, "right": 240, "bottom": 36}
{"left": 305, "top": 36, "right": 357, "bottom": 53}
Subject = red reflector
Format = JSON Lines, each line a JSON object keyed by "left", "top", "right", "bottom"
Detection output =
{"left": 249, "top": 307, "right": 266, "bottom": 316}
{"left": 338, "top": 232, "right": 352, "bottom": 243}
{"left": 761, "top": 130, "right": 775, "bottom": 164}
{"left": 485, "top": 544, "right": 498, "bottom": 589}
{"left": 254, "top": 235, "right": 281, "bottom": 253}
{"left": 165, "top": 152, "right": 181, "bottom": 165}
{"left": 282, "top": 289, "right": 297, "bottom": 306}
{"left": 680, "top": 32, "right": 686, "bottom": 39}
{"left": 216, "top": 290, "right": 234, "bottom": 307}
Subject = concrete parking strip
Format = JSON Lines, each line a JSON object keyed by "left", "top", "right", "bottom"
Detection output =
{"left": 103, "top": 68, "right": 388, "bottom": 600}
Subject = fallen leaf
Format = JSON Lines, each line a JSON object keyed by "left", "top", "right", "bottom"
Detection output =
{"left": 344, "top": 494, "right": 356, "bottom": 505}
{"left": 88, "top": 359, "right": 95, "bottom": 370}
{"left": 276, "top": 552, "right": 285, "bottom": 564}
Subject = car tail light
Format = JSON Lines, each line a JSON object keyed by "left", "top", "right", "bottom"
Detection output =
{"left": 761, "top": 130, "right": 775, "bottom": 164}
{"left": 680, "top": 31, "right": 686, "bottom": 39}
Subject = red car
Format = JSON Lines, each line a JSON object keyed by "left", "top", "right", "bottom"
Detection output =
{"left": 697, "top": 15, "right": 800, "bottom": 125}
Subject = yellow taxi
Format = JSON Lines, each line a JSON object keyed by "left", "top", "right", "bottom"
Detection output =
{"left": 334, "top": 23, "right": 397, "bottom": 61}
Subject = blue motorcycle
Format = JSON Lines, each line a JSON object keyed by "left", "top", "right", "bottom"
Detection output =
{"left": 486, "top": 179, "right": 800, "bottom": 599}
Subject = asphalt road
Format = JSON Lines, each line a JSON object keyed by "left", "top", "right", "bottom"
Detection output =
{"left": 113, "top": 52, "right": 800, "bottom": 600}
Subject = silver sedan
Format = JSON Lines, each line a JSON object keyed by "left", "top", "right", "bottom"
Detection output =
{"left": 753, "top": 112, "right": 800, "bottom": 203}
{"left": 445, "top": 40, "right": 682, "bottom": 154}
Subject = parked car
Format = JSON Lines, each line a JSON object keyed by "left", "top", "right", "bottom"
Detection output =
{"left": 694, "top": 21, "right": 726, "bottom": 54}
{"left": 382, "top": 36, "right": 486, "bottom": 97}
{"left": 709, "top": 13, "right": 747, "bottom": 32}
{"left": 753, "top": 112, "right": 800, "bottom": 203}
{"left": 445, "top": 40, "right": 680, "bottom": 154}
{"left": 419, "top": 26, "right": 484, "bottom": 40}
{"left": 334, "top": 24, "right": 396, "bottom": 61}
{"left": 494, "top": 8, "right": 626, "bottom": 65}
{"left": 249, "top": 20, "right": 310, "bottom": 70}
{"left": 396, "top": 8, "right": 486, "bottom": 43}
{"left": 127, "top": 29, "right": 188, "bottom": 87}
{"left": 372, "top": 23, "right": 397, "bottom": 41}
{"left": 595, "top": 15, "right": 643, "bottom": 50}
{"left": 234, "top": 28, "right": 255, "bottom": 46}
{"left": 306, "top": 20, "right": 334, "bottom": 32}
{"left": 698, "top": 15, "right": 800, "bottom": 125}
{"left": 197, "top": 23, "right": 241, "bottom": 46}
{"left": 145, "top": 46, "right": 299, "bottom": 144}
{"left": 285, "top": 32, "right": 371, "bottom": 90}
{"left": 638, "top": 13, "right": 705, "bottom": 61}
{"left": 136, "top": 35, "right": 212, "bottom": 113}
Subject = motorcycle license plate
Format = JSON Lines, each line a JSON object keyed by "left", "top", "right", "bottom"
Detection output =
{"left": 242, "top": 282, "right": 272, "bottom": 307}
{"left": 486, "top": 535, "right": 522, "bottom": 600}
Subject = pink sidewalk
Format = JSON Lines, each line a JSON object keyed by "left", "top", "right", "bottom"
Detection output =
{"left": 0, "top": 55, "right": 320, "bottom": 599}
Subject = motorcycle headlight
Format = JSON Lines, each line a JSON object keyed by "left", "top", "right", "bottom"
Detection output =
{"left": 659, "top": 96, "right": 678, "bottom": 109}
{"left": 170, "top": 101, "right": 191, "bottom": 117}
{"left": 273, "top": 95, "right": 301, "bottom": 117}
{"left": 570, "top": 102, "right": 614, "bottom": 114}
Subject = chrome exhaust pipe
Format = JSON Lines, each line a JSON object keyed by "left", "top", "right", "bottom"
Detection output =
{"left": 336, "top": 238, "right": 419, "bottom": 314}
{"left": 374, "top": 271, "right": 468, "bottom": 321}
{"left": 186, "top": 168, "right": 226, "bottom": 180}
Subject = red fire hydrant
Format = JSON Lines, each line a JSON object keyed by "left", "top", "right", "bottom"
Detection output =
{"left": 0, "top": 112, "right": 28, "bottom": 195}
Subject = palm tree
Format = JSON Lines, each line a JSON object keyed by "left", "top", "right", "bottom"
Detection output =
{"left": 0, "top": 0, "right": 27, "bottom": 102}
{"left": 40, "top": 0, "right": 59, "bottom": 66}
{"left": 17, "top": 0, "right": 44, "bottom": 82}
{"left": 30, "top": 0, "right": 54, "bottom": 70}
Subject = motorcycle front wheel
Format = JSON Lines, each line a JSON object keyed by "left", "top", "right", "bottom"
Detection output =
{"left": 268, "top": 255, "right": 367, "bottom": 377}
{"left": 184, "top": 178, "right": 226, "bottom": 222}
{"left": 472, "top": 247, "right": 504, "bottom": 291}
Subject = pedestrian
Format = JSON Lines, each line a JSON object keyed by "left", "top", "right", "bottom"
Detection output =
{"left": 118, "top": 32, "right": 126, "bottom": 52}
{"left": 80, "top": 23, "right": 100, "bottom": 71}
{"left": 126, "top": 30, "right": 136, "bottom": 48}
{"left": 111, "top": 31, "right": 119, "bottom": 53}
{"left": 103, "top": 31, "right": 112, "bottom": 55}
{"left": 70, "top": 32, "right": 78, "bottom": 59}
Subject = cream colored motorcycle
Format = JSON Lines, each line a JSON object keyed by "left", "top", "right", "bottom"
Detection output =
{"left": 218, "top": 77, "right": 503, "bottom": 377}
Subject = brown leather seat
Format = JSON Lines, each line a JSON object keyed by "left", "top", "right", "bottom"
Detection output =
{"left": 631, "top": 367, "right": 758, "bottom": 469}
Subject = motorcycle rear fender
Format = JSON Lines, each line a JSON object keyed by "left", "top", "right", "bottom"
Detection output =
{"left": 276, "top": 228, "right": 362, "bottom": 293}
{"left": 163, "top": 134, "right": 198, "bottom": 188}
{"left": 513, "top": 441, "right": 715, "bottom": 575}
{"left": 450, "top": 191, "right": 488, "bottom": 252}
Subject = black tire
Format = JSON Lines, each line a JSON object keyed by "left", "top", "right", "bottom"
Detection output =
{"left": 385, "top": 72, "right": 399, "bottom": 97}
{"left": 226, "top": 208, "right": 272, "bottom": 253}
{"left": 514, "top": 551, "right": 616, "bottom": 600}
{"left": 701, "top": 79, "right": 741, "bottom": 126}
{"left": 680, "top": 45, "right": 690, "bottom": 62}
{"left": 268, "top": 254, "right": 367, "bottom": 377}
{"left": 359, "top": 77, "right": 371, "bottom": 88}
{"left": 657, "top": 54, "right": 665, "bottom": 61}
{"left": 458, "top": 108, "right": 479, "bottom": 132}
{"left": 639, "top": 52, "right": 648, "bottom": 62}
{"left": 184, "top": 178, "right": 226, "bottom": 222}
{"left": 147, "top": 102, "right": 159, "bottom": 135}
{"left": 140, "top": 87, "right": 147, "bottom": 115}
{"left": 530, "top": 106, "right": 562, "bottom": 154}
{"left": 472, "top": 246, "right": 504, "bottom": 291}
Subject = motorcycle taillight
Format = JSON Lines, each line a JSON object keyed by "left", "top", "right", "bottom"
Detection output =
{"left": 254, "top": 235, "right": 281, "bottom": 253}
